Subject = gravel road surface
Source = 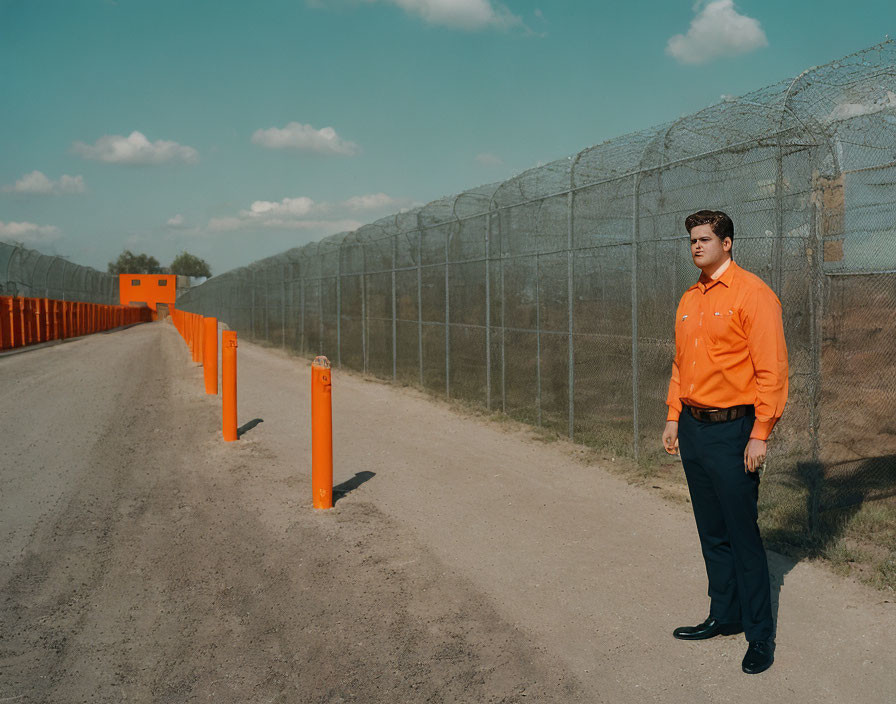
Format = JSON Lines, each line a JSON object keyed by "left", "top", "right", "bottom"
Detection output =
{"left": 1, "top": 321, "right": 893, "bottom": 703}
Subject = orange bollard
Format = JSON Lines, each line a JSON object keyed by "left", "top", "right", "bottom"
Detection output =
{"left": 222, "top": 330, "right": 238, "bottom": 441}
{"left": 203, "top": 317, "right": 218, "bottom": 395}
{"left": 311, "top": 356, "right": 333, "bottom": 509}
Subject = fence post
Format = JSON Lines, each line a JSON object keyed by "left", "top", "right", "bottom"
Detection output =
{"left": 337, "top": 246, "right": 342, "bottom": 367}
{"left": 773, "top": 137, "right": 785, "bottom": 294}
{"left": 317, "top": 276, "right": 323, "bottom": 355}
{"left": 417, "top": 224, "right": 424, "bottom": 386}
{"left": 222, "top": 330, "right": 238, "bottom": 441}
{"left": 807, "top": 197, "right": 824, "bottom": 535}
{"left": 250, "top": 272, "right": 256, "bottom": 339}
{"left": 281, "top": 265, "right": 287, "bottom": 350}
{"left": 264, "top": 273, "right": 270, "bottom": 342}
{"left": 631, "top": 173, "right": 641, "bottom": 462}
{"left": 300, "top": 273, "right": 306, "bottom": 356}
{"left": 391, "top": 232, "right": 397, "bottom": 381}
{"left": 536, "top": 254, "right": 542, "bottom": 426}
{"left": 567, "top": 188, "right": 575, "bottom": 439}
{"left": 485, "top": 212, "right": 492, "bottom": 410}
{"left": 361, "top": 242, "right": 367, "bottom": 373}
{"left": 445, "top": 226, "right": 451, "bottom": 398}
{"left": 500, "top": 210, "right": 506, "bottom": 413}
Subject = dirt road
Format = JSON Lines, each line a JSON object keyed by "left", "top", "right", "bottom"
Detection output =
{"left": 1, "top": 321, "right": 893, "bottom": 703}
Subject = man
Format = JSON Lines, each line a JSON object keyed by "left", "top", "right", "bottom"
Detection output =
{"left": 662, "top": 210, "right": 788, "bottom": 675}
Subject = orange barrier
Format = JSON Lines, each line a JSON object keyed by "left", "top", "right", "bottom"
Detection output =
{"left": 222, "top": 330, "right": 238, "bottom": 441}
{"left": 0, "top": 295, "right": 150, "bottom": 352}
{"left": 198, "top": 314, "right": 205, "bottom": 366}
{"left": 203, "top": 317, "right": 218, "bottom": 395}
{"left": 192, "top": 314, "right": 201, "bottom": 363}
{"left": 311, "top": 356, "right": 333, "bottom": 509}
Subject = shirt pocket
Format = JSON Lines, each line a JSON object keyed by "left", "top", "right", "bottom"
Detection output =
{"left": 674, "top": 312, "right": 693, "bottom": 356}
{"left": 707, "top": 308, "right": 738, "bottom": 346}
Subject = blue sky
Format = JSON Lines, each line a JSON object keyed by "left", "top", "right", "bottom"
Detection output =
{"left": 1, "top": 0, "right": 894, "bottom": 274}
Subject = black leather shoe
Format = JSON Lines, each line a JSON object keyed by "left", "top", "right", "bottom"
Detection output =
{"left": 742, "top": 640, "right": 775, "bottom": 674}
{"left": 672, "top": 616, "right": 743, "bottom": 640}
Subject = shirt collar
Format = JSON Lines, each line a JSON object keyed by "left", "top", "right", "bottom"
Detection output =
{"left": 689, "top": 259, "right": 737, "bottom": 293}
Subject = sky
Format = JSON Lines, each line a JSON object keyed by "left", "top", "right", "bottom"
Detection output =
{"left": 1, "top": 0, "right": 894, "bottom": 275}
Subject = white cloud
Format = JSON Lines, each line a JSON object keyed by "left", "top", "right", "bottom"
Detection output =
{"left": 2, "top": 170, "right": 87, "bottom": 195}
{"left": 316, "top": 0, "right": 525, "bottom": 31}
{"left": 373, "top": 0, "right": 522, "bottom": 30}
{"left": 72, "top": 131, "right": 199, "bottom": 165}
{"left": 666, "top": 0, "right": 767, "bottom": 65}
{"left": 247, "top": 196, "right": 319, "bottom": 218}
{"left": 166, "top": 214, "right": 186, "bottom": 227}
{"left": 59, "top": 174, "right": 87, "bottom": 193}
{"left": 475, "top": 152, "right": 504, "bottom": 166}
{"left": 0, "top": 220, "right": 62, "bottom": 244}
{"left": 344, "top": 192, "right": 405, "bottom": 210}
{"left": 206, "top": 192, "right": 417, "bottom": 233}
{"left": 251, "top": 122, "right": 359, "bottom": 156}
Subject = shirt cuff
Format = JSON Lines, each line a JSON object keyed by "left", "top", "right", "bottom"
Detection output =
{"left": 666, "top": 406, "right": 681, "bottom": 423}
{"left": 750, "top": 418, "right": 777, "bottom": 441}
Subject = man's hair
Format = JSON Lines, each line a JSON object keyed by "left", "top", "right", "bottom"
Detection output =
{"left": 684, "top": 210, "right": 734, "bottom": 243}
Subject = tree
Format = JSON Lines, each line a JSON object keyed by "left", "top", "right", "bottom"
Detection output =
{"left": 108, "top": 250, "right": 162, "bottom": 274}
{"left": 169, "top": 251, "right": 212, "bottom": 278}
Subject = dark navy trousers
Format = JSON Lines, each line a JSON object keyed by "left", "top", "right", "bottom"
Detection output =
{"left": 678, "top": 407, "right": 774, "bottom": 642}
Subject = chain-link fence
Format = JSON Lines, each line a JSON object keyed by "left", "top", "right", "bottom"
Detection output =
{"left": 0, "top": 241, "right": 120, "bottom": 304}
{"left": 180, "top": 42, "right": 896, "bottom": 550}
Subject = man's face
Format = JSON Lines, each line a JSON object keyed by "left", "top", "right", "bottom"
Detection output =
{"left": 689, "top": 223, "right": 731, "bottom": 271}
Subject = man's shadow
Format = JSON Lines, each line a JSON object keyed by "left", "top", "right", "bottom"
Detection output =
{"left": 765, "top": 453, "right": 896, "bottom": 633}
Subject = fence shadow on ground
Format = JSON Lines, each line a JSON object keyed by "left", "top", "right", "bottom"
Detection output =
{"left": 767, "top": 454, "right": 896, "bottom": 635}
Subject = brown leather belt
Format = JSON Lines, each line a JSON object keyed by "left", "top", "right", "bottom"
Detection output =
{"left": 685, "top": 404, "right": 754, "bottom": 423}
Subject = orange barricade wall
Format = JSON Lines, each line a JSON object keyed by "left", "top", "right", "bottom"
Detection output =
{"left": 0, "top": 295, "right": 151, "bottom": 352}
{"left": 118, "top": 274, "right": 177, "bottom": 312}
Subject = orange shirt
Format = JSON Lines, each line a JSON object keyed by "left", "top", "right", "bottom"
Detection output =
{"left": 666, "top": 260, "right": 788, "bottom": 441}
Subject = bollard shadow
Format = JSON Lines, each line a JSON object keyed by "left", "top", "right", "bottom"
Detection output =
{"left": 237, "top": 418, "right": 264, "bottom": 438}
{"left": 333, "top": 471, "right": 376, "bottom": 503}
{"left": 765, "top": 453, "right": 896, "bottom": 636}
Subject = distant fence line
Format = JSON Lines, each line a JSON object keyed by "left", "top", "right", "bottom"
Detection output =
{"left": 180, "top": 42, "right": 896, "bottom": 536}
{"left": 0, "top": 241, "right": 119, "bottom": 305}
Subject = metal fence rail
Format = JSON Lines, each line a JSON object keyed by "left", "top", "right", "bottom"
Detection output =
{"left": 180, "top": 42, "right": 896, "bottom": 540}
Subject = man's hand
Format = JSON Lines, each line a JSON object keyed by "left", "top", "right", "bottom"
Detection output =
{"left": 744, "top": 438, "right": 767, "bottom": 473}
{"left": 662, "top": 421, "right": 679, "bottom": 455}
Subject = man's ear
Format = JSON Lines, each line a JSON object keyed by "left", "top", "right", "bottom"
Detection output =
{"left": 723, "top": 237, "right": 733, "bottom": 252}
